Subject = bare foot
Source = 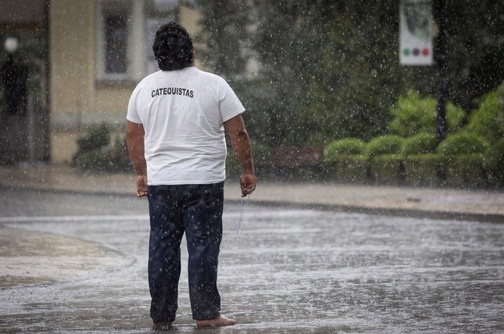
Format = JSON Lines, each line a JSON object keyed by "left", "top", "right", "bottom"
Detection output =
{"left": 152, "top": 322, "right": 172, "bottom": 331}
{"left": 196, "top": 315, "right": 237, "bottom": 327}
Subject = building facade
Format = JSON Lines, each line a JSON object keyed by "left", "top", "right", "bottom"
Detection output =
{"left": 0, "top": 0, "right": 201, "bottom": 164}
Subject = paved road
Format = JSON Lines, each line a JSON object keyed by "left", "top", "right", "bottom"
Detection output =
{"left": 1, "top": 164, "right": 504, "bottom": 222}
{"left": 1, "top": 188, "right": 503, "bottom": 333}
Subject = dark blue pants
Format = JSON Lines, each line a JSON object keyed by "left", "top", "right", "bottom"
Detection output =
{"left": 147, "top": 182, "right": 224, "bottom": 323}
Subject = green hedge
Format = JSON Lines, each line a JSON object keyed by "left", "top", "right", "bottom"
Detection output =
{"left": 483, "top": 138, "right": 504, "bottom": 188}
{"left": 319, "top": 83, "right": 504, "bottom": 188}
{"left": 467, "top": 82, "right": 504, "bottom": 143}
{"left": 442, "top": 154, "right": 487, "bottom": 189}
{"left": 325, "top": 138, "right": 367, "bottom": 161}
{"left": 366, "top": 135, "right": 404, "bottom": 156}
{"left": 401, "top": 133, "right": 437, "bottom": 155}
{"left": 75, "top": 123, "right": 110, "bottom": 152}
{"left": 369, "top": 154, "right": 405, "bottom": 185}
{"left": 437, "top": 132, "right": 489, "bottom": 157}
{"left": 320, "top": 150, "right": 504, "bottom": 189}
{"left": 72, "top": 124, "right": 132, "bottom": 172}
{"left": 72, "top": 149, "right": 110, "bottom": 171}
{"left": 325, "top": 155, "right": 369, "bottom": 184}
{"left": 402, "top": 154, "right": 443, "bottom": 187}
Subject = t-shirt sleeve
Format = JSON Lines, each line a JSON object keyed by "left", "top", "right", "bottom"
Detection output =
{"left": 126, "top": 87, "right": 142, "bottom": 124}
{"left": 219, "top": 79, "right": 245, "bottom": 122}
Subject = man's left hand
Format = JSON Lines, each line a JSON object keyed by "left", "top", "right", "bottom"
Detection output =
{"left": 240, "top": 173, "right": 256, "bottom": 197}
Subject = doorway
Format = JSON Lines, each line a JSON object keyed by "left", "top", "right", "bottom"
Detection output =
{"left": 0, "top": 0, "right": 50, "bottom": 164}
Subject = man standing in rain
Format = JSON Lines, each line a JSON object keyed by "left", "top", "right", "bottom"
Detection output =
{"left": 126, "top": 22, "right": 256, "bottom": 330}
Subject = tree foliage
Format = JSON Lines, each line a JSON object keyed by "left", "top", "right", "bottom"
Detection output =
{"left": 440, "top": 0, "right": 504, "bottom": 111}
{"left": 196, "top": 0, "right": 504, "bottom": 147}
{"left": 389, "top": 90, "right": 466, "bottom": 137}
{"left": 467, "top": 81, "right": 504, "bottom": 143}
{"left": 250, "top": 1, "right": 335, "bottom": 146}
{"left": 307, "top": 1, "right": 405, "bottom": 143}
{"left": 195, "top": 0, "right": 251, "bottom": 78}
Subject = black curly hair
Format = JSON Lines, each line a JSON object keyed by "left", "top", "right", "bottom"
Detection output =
{"left": 153, "top": 22, "right": 194, "bottom": 71}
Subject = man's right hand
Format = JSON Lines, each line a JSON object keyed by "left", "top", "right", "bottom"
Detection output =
{"left": 136, "top": 175, "right": 148, "bottom": 197}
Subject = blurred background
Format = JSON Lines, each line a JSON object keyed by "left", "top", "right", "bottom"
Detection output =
{"left": 0, "top": 0, "right": 503, "bottom": 188}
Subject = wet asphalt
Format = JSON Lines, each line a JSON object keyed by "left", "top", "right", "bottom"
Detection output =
{"left": 1, "top": 187, "right": 504, "bottom": 333}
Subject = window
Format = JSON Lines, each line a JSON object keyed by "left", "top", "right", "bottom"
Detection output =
{"left": 97, "top": 0, "right": 143, "bottom": 82}
{"left": 96, "top": 0, "right": 180, "bottom": 82}
{"left": 104, "top": 11, "right": 128, "bottom": 74}
{"left": 151, "top": 0, "right": 179, "bottom": 11}
{"left": 145, "top": 18, "right": 165, "bottom": 75}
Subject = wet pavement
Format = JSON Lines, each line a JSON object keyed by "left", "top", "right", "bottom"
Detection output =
{"left": 1, "top": 164, "right": 504, "bottom": 333}
{"left": 1, "top": 164, "right": 503, "bottom": 222}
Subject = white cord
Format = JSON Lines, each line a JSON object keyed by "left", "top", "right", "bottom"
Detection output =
{"left": 236, "top": 193, "right": 250, "bottom": 234}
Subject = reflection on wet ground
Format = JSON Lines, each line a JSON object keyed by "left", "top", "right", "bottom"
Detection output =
{"left": 0, "top": 190, "right": 503, "bottom": 333}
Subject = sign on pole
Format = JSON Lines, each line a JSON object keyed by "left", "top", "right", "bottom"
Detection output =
{"left": 400, "top": 0, "right": 433, "bottom": 65}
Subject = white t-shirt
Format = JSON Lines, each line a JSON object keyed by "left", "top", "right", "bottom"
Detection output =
{"left": 127, "top": 66, "right": 245, "bottom": 185}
